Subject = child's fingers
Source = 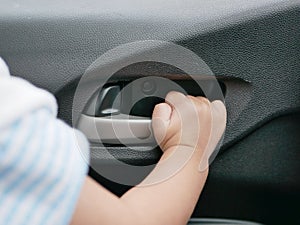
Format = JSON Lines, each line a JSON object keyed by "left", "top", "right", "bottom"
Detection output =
{"left": 190, "top": 96, "right": 214, "bottom": 161}
{"left": 168, "top": 92, "right": 203, "bottom": 148}
{"left": 152, "top": 102, "right": 172, "bottom": 121}
{"left": 152, "top": 103, "right": 172, "bottom": 146}
{"left": 211, "top": 100, "right": 227, "bottom": 132}
{"left": 199, "top": 100, "right": 226, "bottom": 171}
{"left": 152, "top": 92, "right": 225, "bottom": 155}
{"left": 164, "top": 92, "right": 186, "bottom": 131}
{"left": 194, "top": 96, "right": 211, "bottom": 109}
{"left": 165, "top": 91, "right": 187, "bottom": 109}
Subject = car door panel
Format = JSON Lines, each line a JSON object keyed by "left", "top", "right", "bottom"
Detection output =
{"left": 0, "top": 1, "right": 299, "bottom": 224}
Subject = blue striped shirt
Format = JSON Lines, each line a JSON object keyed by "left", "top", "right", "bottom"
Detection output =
{"left": 0, "top": 58, "right": 89, "bottom": 225}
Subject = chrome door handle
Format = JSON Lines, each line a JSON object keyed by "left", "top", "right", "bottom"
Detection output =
{"left": 77, "top": 113, "right": 154, "bottom": 144}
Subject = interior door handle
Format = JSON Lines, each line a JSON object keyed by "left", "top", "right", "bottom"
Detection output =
{"left": 77, "top": 113, "right": 154, "bottom": 144}
{"left": 76, "top": 76, "right": 226, "bottom": 145}
{"left": 77, "top": 83, "right": 155, "bottom": 144}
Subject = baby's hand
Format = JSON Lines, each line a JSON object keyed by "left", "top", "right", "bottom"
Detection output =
{"left": 152, "top": 91, "right": 226, "bottom": 164}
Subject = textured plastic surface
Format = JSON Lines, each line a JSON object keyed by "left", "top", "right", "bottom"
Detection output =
{"left": 194, "top": 113, "right": 300, "bottom": 225}
{"left": 1, "top": 1, "right": 299, "bottom": 149}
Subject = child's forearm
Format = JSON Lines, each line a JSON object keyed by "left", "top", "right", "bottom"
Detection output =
{"left": 121, "top": 146, "right": 208, "bottom": 225}
{"left": 71, "top": 146, "right": 207, "bottom": 225}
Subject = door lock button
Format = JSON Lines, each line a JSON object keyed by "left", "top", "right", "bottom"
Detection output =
{"left": 141, "top": 80, "right": 156, "bottom": 95}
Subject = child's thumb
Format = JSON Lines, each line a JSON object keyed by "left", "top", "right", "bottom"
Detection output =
{"left": 152, "top": 103, "right": 172, "bottom": 146}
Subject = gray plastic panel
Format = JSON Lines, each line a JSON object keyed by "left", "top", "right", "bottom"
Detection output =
{"left": 194, "top": 113, "right": 300, "bottom": 225}
{"left": 0, "top": 0, "right": 299, "bottom": 150}
{"left": 0, "top": 0, "right": 298, "bottom": 92}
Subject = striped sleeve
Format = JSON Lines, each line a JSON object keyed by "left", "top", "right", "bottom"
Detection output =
{"left": 0, "top": 108, "right": 89, "bottom": 225}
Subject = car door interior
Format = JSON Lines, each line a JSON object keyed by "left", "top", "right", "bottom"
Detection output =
{"left": 0, "top": 0, "right": 299, "bottom": 224}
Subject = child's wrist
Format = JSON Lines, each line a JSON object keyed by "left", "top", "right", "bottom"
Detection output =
{"left": 159, "top": 145, "right": 209, "bottom": 174}
{"left": 160, "top": 145, "right": 202, "bottom": 160}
